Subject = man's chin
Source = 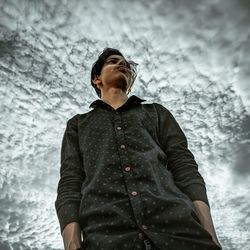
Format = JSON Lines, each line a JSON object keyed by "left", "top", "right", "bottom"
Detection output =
{"left": 108, "top": 80, "right": 128, "bottom": 91}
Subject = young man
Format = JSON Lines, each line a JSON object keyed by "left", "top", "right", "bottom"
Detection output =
{"left": 55, "top": 48, "right": 222, "bottom": 250}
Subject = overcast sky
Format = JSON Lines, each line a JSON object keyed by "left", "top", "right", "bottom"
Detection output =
{"left": 0, "top": 0, "right": 250, "bottom": 249}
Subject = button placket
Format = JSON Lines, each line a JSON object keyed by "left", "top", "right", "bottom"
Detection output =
{"left": 131, "top": 191, "right": 138, "bottom": 196}
{"left": 124, "top": 166, "right": 131, "bottom": 172}
{"left": 141, "top": 224, "right": 148, "bottom": 230}
{"left": 138, "top": 232, "right": 144, "bottom": 240}
{"left": 113, "top": 110, "right": 144, "bottom": 226}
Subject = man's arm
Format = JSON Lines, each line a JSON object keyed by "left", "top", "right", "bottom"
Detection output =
{"left": 155, "top": 103, "right": 221, "bottom": 246}
{"left": 55, "top": 114, "right": 85, "bottom": 250}
{"left": 155, "top": 103, "right": 210, "bottom": 206}
{"left": 193, "top": 200, "right": 222, "bottom": 248}
{"left": 62, "top": 222, "right": 82, "bottom": 250}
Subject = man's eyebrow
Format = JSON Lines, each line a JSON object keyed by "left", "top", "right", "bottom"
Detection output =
{"left": 106, "top": 56, "right": 130, "bottom": 67}
{"left": 107, "top": 56, "right": 124, "bottom": 61}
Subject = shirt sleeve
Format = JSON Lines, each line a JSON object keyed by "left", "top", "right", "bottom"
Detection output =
{"left": 55, "top": 114, "right": 86, "bottom": 234}
{"left": 155, "top": 103, "right": 210, "bottom": 208}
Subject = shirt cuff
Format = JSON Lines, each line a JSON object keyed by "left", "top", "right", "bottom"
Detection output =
{"left": 181, "top": 183, "right": 210, "bottom": 208}
{"left": 55, "top": 203, "right": 80, "bottom": 234}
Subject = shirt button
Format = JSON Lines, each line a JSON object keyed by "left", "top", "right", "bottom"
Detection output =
{"left": 131, "top": 191, "right": 138, "bottom": 196}
{"left": 120, "top": 144, "right": 126, "bottom": 149}
{"left": 117, "top": 126, "right": 122, "bottom": 130}
{"left": 141, "top": 224, "right": 148, "bottom": 230}
{"left": 138, "top": 232, "right": 144, "bottom": 240}
{"left": 124, "top": 166, "right": 131, "bottom": 172}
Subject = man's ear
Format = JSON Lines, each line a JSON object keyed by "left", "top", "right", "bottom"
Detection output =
{"left": 92, "top": 75, "right": 102, "bottom": 88}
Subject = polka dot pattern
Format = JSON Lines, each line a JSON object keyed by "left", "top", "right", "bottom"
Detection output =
{"left": 55, "top": 95, "right": 221, "bottom": 249}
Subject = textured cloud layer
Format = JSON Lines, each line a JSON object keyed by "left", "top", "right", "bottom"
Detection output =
{"left": 0, "top": 0, "right": 250, "bottom": 249}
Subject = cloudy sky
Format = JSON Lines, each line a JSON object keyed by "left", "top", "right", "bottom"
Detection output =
{"left": 0, "top": 0, "right": 250, "bottom": 249}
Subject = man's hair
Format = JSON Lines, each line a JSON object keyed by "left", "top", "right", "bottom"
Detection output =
{"left": 90, "top": 47, "right": 139, "bottom": 98}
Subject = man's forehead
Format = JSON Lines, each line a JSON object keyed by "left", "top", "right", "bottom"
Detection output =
{"left": 106, "top": 55, "right": 126, "bottom": 60}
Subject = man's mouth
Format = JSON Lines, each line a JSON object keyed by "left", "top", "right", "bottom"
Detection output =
{"left": 116, "top": 66, "right": 129, "bottom": 75}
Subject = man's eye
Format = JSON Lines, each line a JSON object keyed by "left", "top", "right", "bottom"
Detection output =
{"left": 107, "top": 60, "right": 115, "bottom": 63}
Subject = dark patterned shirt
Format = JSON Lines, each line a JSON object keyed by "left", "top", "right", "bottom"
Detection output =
{"left": 55, "top": 95, "right": 221, "bottom": 250}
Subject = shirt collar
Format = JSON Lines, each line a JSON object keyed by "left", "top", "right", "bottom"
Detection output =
{"left": 89, "top": 95, "right": 146, "bottom": 109}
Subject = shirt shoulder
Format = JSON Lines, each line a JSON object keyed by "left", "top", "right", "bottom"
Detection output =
{"left": 152, "top": 102, "right": 169, "bottom": 111}
{"left": 141, "top": 102, "right": 171, "bottom": 115}
{"left": 67, "top": 109, "right": 94, "bottom": 123}
{"left": 63, "top": 114, "right": 79, "bottom": 133}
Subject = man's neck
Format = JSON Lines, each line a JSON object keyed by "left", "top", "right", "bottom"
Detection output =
{"left": 101, "top": 90, "right": 129, "bottom": 110}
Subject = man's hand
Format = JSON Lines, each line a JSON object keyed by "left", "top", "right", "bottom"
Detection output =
{"left": 201, "top": 218, "right": 222, "bottom": 248}
{"left": 212, "top": 238, "right": 223, "bottom": 249}
{"left": 192, "top": 200, "right": 222, "bottom": 249}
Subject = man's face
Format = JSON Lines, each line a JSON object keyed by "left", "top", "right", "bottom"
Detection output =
{"left": 93, "top": 55, "right": 132, "bottom": 93}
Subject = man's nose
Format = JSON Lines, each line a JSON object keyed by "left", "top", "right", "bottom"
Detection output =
{"left": 117, "top": 60, "right": 127, "bottom": 66}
